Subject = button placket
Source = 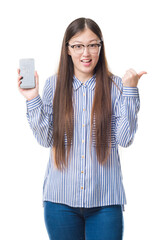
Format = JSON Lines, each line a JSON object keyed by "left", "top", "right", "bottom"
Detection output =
{"left": 80, "top": 86, "right": 86, "bottom": 191}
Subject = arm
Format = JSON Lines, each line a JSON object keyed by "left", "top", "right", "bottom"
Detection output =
{"left": 26, "top": 78, "right": 53, "bottom": 148}
{"left": 114, "top": 69, "right": 147, "bottom": 147}
{"left": 17, "top": 70, "right": 54, "bottom": 148}
{"left": 114, "top": 85, "right": 140, "bottom": 147}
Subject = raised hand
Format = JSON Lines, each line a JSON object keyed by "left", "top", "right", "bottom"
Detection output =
{"left": 17, "top": 69, "right": 39, "bottom": 101}
{"left": 122, "top": 69, "right": 147, "bottom": 87}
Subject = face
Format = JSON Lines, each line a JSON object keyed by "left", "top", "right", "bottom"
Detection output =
{"left": 68, "top": 28, "right": 101, "bottom": 82}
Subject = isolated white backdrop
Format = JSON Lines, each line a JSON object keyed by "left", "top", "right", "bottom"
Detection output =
{"left": 0, "top": 0, "right": 164, "bottom": 239}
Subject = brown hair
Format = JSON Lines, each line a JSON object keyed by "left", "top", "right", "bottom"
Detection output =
{"left": 52, "top": 18, "right": 113, "bottom": 170}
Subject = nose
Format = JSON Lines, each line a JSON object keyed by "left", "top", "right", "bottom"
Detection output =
{"left": 82, "top": 46, "right": 90, "bottom": 56}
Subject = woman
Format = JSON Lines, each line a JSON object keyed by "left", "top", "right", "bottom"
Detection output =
{"left": 18, "top": 18, "right": 146, "bottom": 240}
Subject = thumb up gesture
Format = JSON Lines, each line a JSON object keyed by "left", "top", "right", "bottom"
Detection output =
{"left": 122, "top": 69, "right": 147, "bottom": 87}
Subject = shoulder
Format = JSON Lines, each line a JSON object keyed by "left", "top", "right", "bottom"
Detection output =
{"left": 45, "top": 74, "right": 57, "bottom": 90}
{"left": 111, "top": 75, "right": 123, "bottom": 90}
{"left": 110, "top": 75, "right": 123, "bottom": 96}
{"left": 43, "top": 74, "right": 58, "bottom": 96}
{"left": 42, "top": 74, "right": 57, "bottom": 103}
{"left": 110, "top": 75, "right": 123, "bottom": 113}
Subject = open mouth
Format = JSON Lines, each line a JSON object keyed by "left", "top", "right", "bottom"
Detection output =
{"left": 81, "top": 59, "right": 92, "bottom": 63}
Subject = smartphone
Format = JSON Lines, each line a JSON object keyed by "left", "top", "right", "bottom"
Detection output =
{"left": 19, "top": 58, "right": 35, "bottom": 89}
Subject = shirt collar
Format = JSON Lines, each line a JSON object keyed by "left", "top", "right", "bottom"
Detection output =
{"left": 73, "top": 74, "right": 96, "bottom": 91}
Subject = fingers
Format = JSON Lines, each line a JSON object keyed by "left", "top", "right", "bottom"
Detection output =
{"left": 128, "top": 68, "right": 137, "bottom": 74}
{"left": 122, "top": 68, "right": 147, "bottom": 87}
{"left": 17, "top": 69, "right": 22, "bottom": 88}
{"left": 18, "top": 75, "right": 23, "bottom": 88}
{"left": 122, "top": 69, "right": 136, "bottom": 82}
{"left": 137, "top": 71, "right": 147, "bottom": 79}
{"left": 125, "top": 68, "right": 147, "bottom": 80}
{"left": 17, "top": 69, "right": 39, "bottom": 89}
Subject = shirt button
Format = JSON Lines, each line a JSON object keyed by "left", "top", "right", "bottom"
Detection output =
{"left": 83, "top": 108, "right": 85, "bottom": 111}
{"left": 82, "top": 155, "right": 84, "bottom": 159}
{"left": 82, "top": 124, "right": 85, "bottom": 127}
{"left": 83, "top": 93, "right": 85, "bottom": 96}
{"left": 81, "top": 187, "right": 84, "bottom": 189}
{"left": 81, "top": 171, "right": 84, "bottom": 173}
{"left": 82, "top": 140, "right": 84, "bottom": 143}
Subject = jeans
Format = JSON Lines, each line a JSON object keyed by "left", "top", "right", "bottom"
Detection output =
{"left": 44, "top": 201, "right": 124, "bottom": 240}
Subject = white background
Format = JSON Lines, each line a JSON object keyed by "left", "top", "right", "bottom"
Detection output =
{"left": 0, "top": 0, "right": 164, "bottom": 239}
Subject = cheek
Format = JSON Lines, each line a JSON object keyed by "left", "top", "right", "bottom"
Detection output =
{"left": 93, "top": 55, "right": 100, "bottom": 66}
{"left": 70, "top": 55, "right": 79, "bottom": 65}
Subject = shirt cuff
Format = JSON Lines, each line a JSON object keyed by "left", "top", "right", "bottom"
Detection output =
{"left": 122, "top": 87, "right": 139, "bottom": 97}
{"left": 26, "top": 95, "right": 42, "bottom": 111}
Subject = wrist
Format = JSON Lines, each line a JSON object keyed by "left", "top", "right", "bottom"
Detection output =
{"left": 122, "top": 83, "right": 138, "bottom": 87}
{"left": 26, "top": 95, "right": 42, "bottom": 111}
{"left": 26, "top": 94, "right": 39, "bottom": 101}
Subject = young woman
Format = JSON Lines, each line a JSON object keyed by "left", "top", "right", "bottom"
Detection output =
{"left": 18, "top": 18, "right": 146, "bottom": 240}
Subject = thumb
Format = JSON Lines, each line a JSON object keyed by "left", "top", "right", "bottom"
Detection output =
{"left": 137, "top": 71, "right": 147, "bottom": 79}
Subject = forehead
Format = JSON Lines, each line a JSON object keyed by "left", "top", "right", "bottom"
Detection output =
{"left": 69, "top": 28, "right": 100, "bottom": 43}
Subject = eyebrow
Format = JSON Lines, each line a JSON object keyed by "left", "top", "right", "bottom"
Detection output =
{"left": 70, "top": 39, "right": 100, "bottom": 44}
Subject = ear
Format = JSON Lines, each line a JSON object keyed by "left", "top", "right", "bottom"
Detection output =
{"left": 67, "top": 48, "right": 71, "bottom": 56}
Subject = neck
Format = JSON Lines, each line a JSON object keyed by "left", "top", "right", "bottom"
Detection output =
{"left": 74, "top": 71, "right": 94, "bottom": 83}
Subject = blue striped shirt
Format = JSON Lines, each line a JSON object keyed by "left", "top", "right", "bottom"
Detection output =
{"left": 26, "top": 74, "right": 140, "bottom": 208}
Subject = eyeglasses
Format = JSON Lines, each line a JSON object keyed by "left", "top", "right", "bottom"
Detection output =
{"left": 67, "top": 41, "right": 102, "bottom": 54}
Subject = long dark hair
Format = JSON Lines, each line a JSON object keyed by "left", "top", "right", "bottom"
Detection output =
{"left": 52, "top": 18, "right": 113, "bottom": 170}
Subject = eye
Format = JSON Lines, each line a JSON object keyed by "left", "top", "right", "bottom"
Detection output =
{"left": 74, "top": 44, "right": 83, "bottom": 50}
{"left": 89, "top": 44, "right": 97, "bottom": 48}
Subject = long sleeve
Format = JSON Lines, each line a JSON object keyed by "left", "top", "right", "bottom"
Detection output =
{"left": 114, "top": 82, "right": 140, "bottom": 148}
{"left": 26, "top": 78, "right": 54, "bottom": 148}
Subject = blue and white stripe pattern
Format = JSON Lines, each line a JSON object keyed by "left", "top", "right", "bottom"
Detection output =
{"left": 26, "top": 74, "right": 140, "bottom": 208}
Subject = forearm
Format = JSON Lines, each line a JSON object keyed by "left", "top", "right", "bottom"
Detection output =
{"left": 26, "top": 95, "right": 53, "bottom": 148}
{"left": 115, "top": 87, "right": 140, "bottom": 147}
